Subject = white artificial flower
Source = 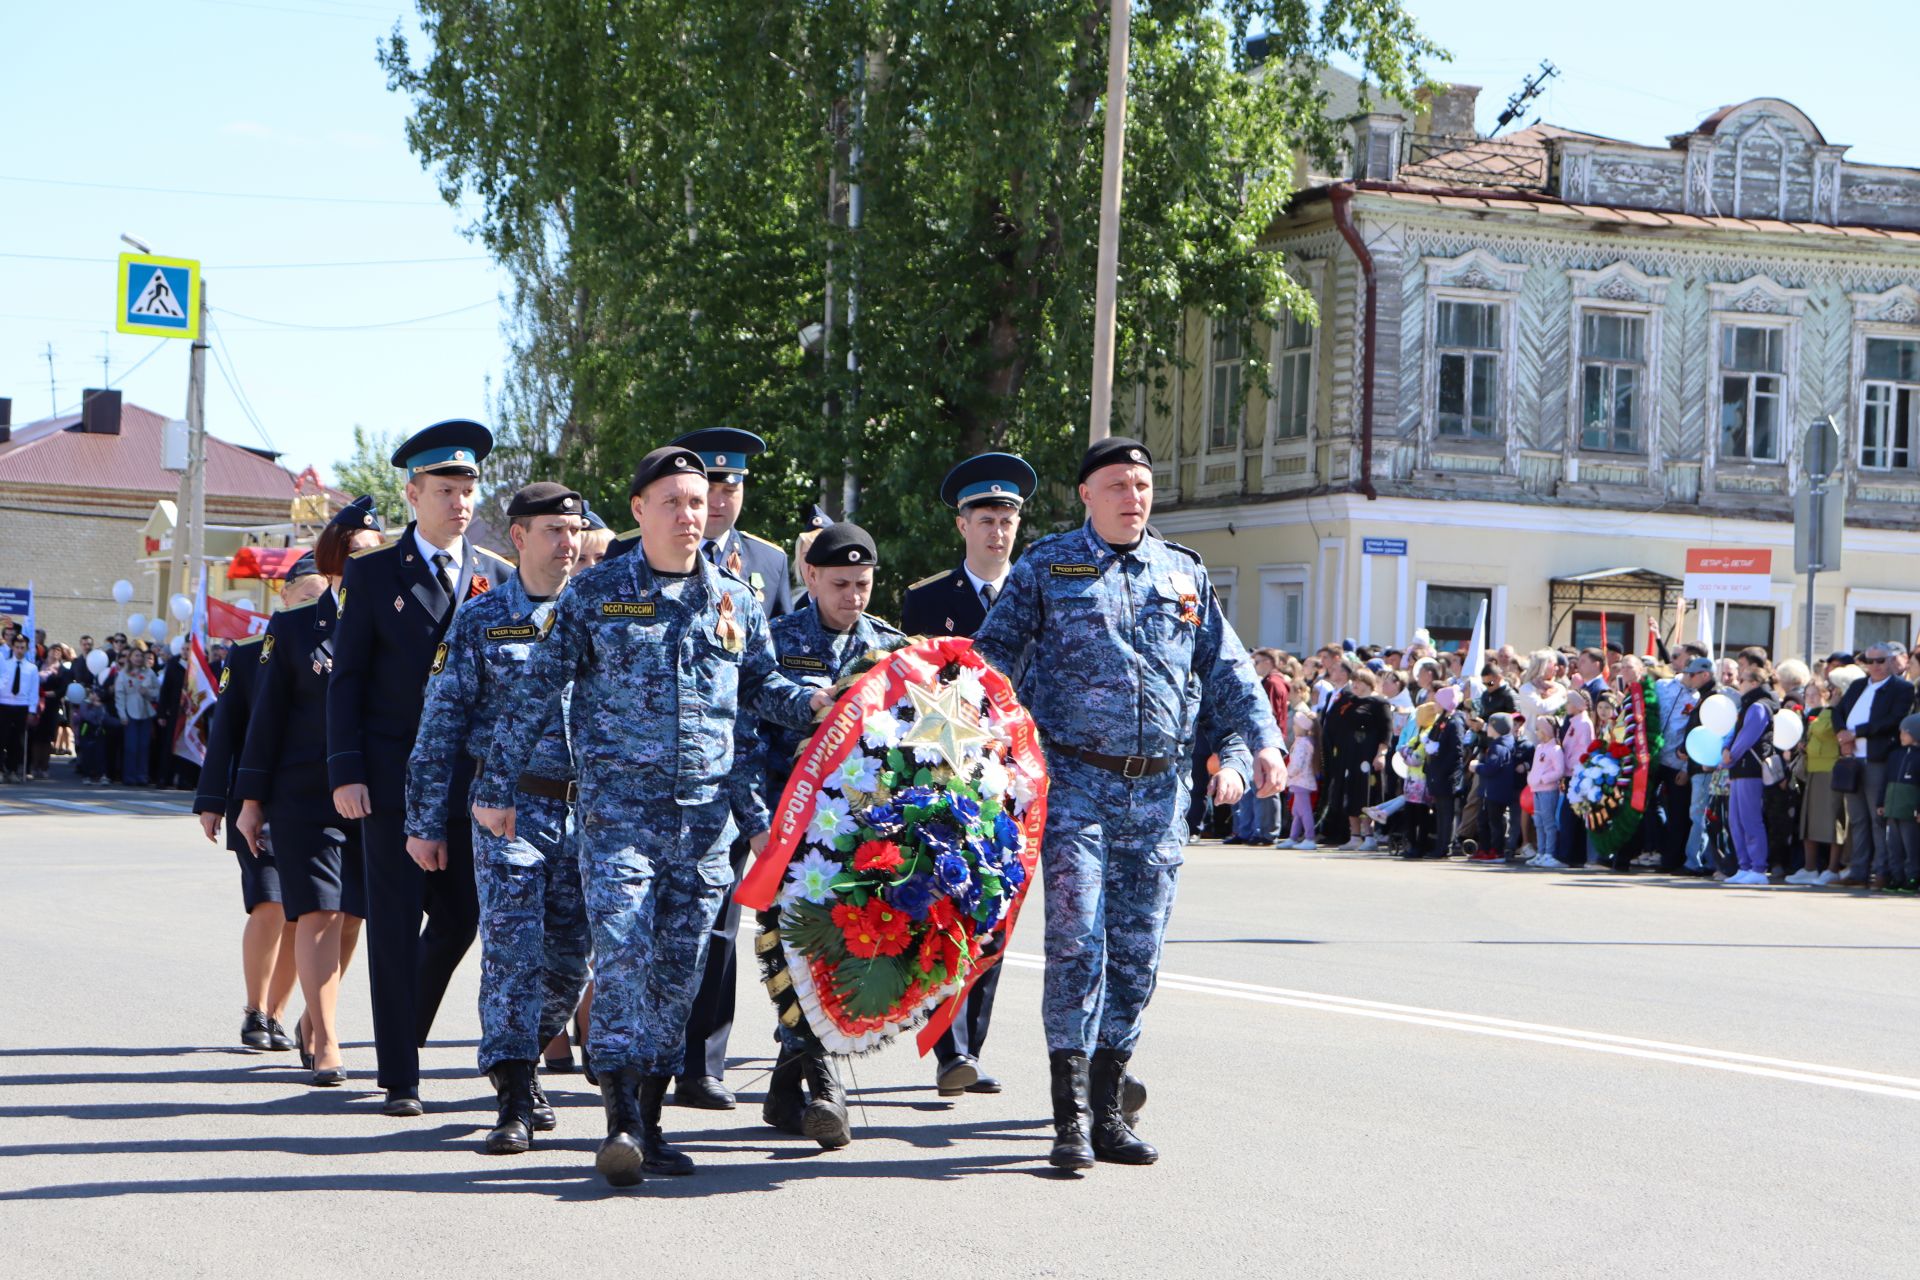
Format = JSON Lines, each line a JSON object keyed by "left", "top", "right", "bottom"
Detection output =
{"left": 912, "top": 744, "right": 947, "bottom": 766}
{"left": 1008, "top": 766, "right": 1039, "bottom": 814}
{"left": 786, "top": 850, "right": 844, "bottom": 904}
{"left": 830, "top": 753, "right": 881, "bottom": 794}
{"left": 807, "top": 794, "right": 856, "bottom": 844}
{"left": 863, "top": 708, "right": 903, "bottom": 750}
{"left": 974, "top": 756, "right": 1010, "bottom": 801}
{"left": 952, "top": 669, "right": 986, "bottom": 709}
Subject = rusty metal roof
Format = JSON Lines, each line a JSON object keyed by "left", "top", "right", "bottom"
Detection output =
{"left": 0, "top": 401, "right": 312, "bottom": 501}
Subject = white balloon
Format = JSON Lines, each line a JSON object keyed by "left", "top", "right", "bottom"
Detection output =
{"left": 127, "top": 612, "right": 146, "bottom": 635}
{"left": 169, "top": 636, "right": 185, "bottom": 656}
{"left": 1699, "top": 693, "right": 1739, "bottom": 736}
{"left": 65, "top": 682, "right": 87, "bottom": 704}
{"left": 170, "top": 594, "right": 194, "bottom": 621}
{"left": 1390, "top": 750, "right": 1410, "bottom": 779}
{"left": 1772, "top": 708, "right": 1805, "bottom": 752}
{"left": 148, "top": 619, "right": 169, "bottom": 642}
{"left": 112, "top": 579, "right": 134, "bottom": 606}
{"left": 86, "top": 649, "right": 109, "bottom": 676}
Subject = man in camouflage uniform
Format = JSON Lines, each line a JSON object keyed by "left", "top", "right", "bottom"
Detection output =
{"left": 972, "top": 436, "right": 1283, "bottom": 1172}
{"left": 471, "top": 447, "right": 828, "bottom": 1188}
{"left": 753, "top": 521, "right": 910, "bottom": 1150}
{"left": 407, "top": 482, "right": 591, "bottom": 1156}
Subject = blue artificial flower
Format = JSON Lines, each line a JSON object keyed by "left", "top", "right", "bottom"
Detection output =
{"left": 1001, "top": 856, "right": 1027, "bottom": 889}
{"left": 920, "top": 821, "right": 962, "bottom": 859}
{"left": 975, "top": 889, "right": 1008, "bottom": 927}
{"left": 949, "top": 792, "right": 981, "bottom": 826}
{"left": 934, "top": 853, "right": 973, "bottom": 895}
{"left": 896, "top": 785, "right": 939, "bottom": 810}
{"left": 966, "top": 834, "right": 1002, "bottom": 870}
{"left": 994, "top": 811, "right": 1021, "bottom": 851}
{"left": 862, "top": 801, "right": 904, "bottom": 836}
{"left": 887, "top": 873, "right": 937, "bottom": 922}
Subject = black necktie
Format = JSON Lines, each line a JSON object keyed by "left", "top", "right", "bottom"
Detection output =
{"left": 705, "top": 541, "right": 719, "bottom": 565}
{"left": 9, "top": 662, "right": 17, "bottom": 695}
{"left": 980, "top": 583, "right": 997, "bottom": 609}
{"left": 432, "top": 551, "right": 455, "bottom": 604}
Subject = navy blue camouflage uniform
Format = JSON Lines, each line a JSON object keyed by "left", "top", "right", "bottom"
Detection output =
{"left": 407, "top": 571, "right": 590, "bottom": 1074}
{"left": 760, "top": 602, "right": 911, "bottom": 1051}
{"left": 972, "top": 522, "right": 1280, "bottom": 1054}
{"left": 472, "top": 554, "right": 817, "bottom": 1077}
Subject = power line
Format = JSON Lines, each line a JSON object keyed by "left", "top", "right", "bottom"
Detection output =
{"left": 0, "top": 173, "right": 445, "bottom": 208}
{"left": 207, "top": 317, "right": 278, "bottom": 453}
{"left": 211, "top": 298, "right": 497, "bottom": 331}
{"left": 0, "top": 252, "right": 488, "bottom": 270}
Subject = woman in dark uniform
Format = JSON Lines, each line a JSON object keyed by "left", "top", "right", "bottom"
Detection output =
{"left": 193, "top": 596, "right": 303, "bottom": 1053}
{"left": 235, "top": 509, "right": 383, "bottom": 1085}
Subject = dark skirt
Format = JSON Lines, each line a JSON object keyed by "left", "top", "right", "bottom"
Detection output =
{"left": 232, "top": 839, "right": 284, "bottom": 913}
{"left": 268, "top": 809, "right": 367, "bottom": 921}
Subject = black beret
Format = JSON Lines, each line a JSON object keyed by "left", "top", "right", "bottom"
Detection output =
{"left": 506, "top": 481, "right": 585, "bottom": 519}
{"left": 804, "top": 521, "right": 879, "bottom": 568}
{"left": 941, "top": 452, "right": 1037, "bottom": 509}
{"left": 629, "top": 446, "right": 707, "bottom": 497}
{"left": 390, "top": 419, "right": 493, "bottom": 477}
{"left": 329, "top": 494, "right": 382, "bottom": 533}
{"left": 286, "top": 552, "right": 322, "bottom": 582}
{"left": 1077, "top": 435, "right": 1153, "bottom": 484}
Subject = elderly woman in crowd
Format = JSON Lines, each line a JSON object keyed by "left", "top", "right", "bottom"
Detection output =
{"left": 1790, "top": 666, "right": 1857, "bottom": 885}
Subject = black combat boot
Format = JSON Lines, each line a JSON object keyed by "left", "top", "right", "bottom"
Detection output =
{"left": 529, "top": 1071, "right": 557, "bottom": 1132}
{"left": 1122, "top": 1073, "right": 1147, "bottom": 1128}
{"left": 800, "top": 1051, "right": 851, "bottom": 1149}
{"left": 594, "top": 1067, "right": 646, "bottom": 1186}
{"left": 1089, "top": 1048, "right": 1158, "bottom": 1165}
{"left": 1047, "top": 1050, "right": 1095, "bottom": 1171}
{"left": 484, "top": 1060, "right": 535, "bottom": 1156}
{"left": 762, "top": 1042, "right": 807, "bottom": 1136}
{"left": 639, "top": 1075, "right": 695, "bottom": 1176}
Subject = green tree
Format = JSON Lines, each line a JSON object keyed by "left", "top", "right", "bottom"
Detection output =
{"left": 331, "top": 424, "right": 410, "bottom": 530}
{"left": 381, "top": 1, "right": 1438, "bottom": 594}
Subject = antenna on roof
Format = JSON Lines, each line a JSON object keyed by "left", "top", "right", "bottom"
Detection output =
{"left": 1494, "top": 60, "right": 1558, "bottom": 134}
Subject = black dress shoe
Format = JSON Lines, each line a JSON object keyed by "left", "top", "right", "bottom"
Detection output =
{"left": 674, "top": 1074, "right": 735, "bottom": 1110}
{"left": 382, "top": 1090, "right": 424, "bottom": 1117}
{"left": 265, "top": 1017, "right": 296, "bottom": 1052}
{"left": 964, "top": 1072, "right": 1003, "bottom": 1094}
{"left": 936, "top": 1055, "right": 979, "bottom": 1097}
{"left": 240, "top": 1008, "right": 271, "bottom": 1051}
{"left": 311, "top": 1068, "right": 347, "bottom": 1087}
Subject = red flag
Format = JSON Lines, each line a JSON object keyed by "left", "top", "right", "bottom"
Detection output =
{"left": 206, "top": 595, "right": 270, "bottom": 641}
{"left": 1598, "top": 610, "right": 1610, "bottom": 653}
{"left": 171, "top": 635, "right": 219, "bottom": 765}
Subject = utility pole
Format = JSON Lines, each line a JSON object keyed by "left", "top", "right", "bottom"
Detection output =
{"left": 1086, "top": 0, "right": 1131, "bottom": 444}
{"left": 170, "top": 283, "right": 209, "bottom": 617}
{"left": 44, "top": 343, "right": 56, "bottom": 414}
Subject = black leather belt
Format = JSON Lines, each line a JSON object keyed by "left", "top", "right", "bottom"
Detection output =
{"left": 515, "top": 772, "right": 577, "bottom": 802}
{"left": 1056, "top": 744, "right": 1173, "bottom": 779}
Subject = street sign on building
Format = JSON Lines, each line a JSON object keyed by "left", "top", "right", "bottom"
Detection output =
{"left": 1683, "top": 548, "right": 1773, "bottom": 601}
{"left": 116, "top": 253, "right": 201, "bottom": 339}
{"left": 1362, "top": 537, "right": 1407, "bottom": 556}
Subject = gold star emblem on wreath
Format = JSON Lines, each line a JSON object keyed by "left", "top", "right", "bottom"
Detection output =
{"left": 899, "top": 677, "right": 991, "bottom": 773}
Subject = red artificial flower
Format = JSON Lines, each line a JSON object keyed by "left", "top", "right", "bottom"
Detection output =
{"left": 1608, "top": 742, "right": 1632, "bottom": 760}
{"left": 854, "top": 839, "right": 904, "bottom": 873}
{"left": 838, "top": 899, "right": 912, "bottom": 959}
{"left": 927, "top": 896, "right": 959, "bottom": 932}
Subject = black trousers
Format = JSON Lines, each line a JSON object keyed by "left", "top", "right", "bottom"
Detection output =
{"left": 0, "top": 706, "right": 25, "bottom": 775}
{"left": 361, "top": 746, "right": 478, "bottom": 1093}
{"left": 934, "top": 934, "right": 1003, "bottom": 1067}
{"left": 679, "top": 835, "right": 751, "bottom": 1081}
{"left": 1430, "top": 786, "right": 1458, "bottom": 856}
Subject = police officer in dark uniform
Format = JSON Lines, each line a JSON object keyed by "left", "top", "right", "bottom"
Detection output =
{"left": 195, "top": 609, "right": 291, "bottom": 1053}
{"left": 656, "top": 428, "right": 796, "bottom": 1110}
{"left": 898, "top": 451, "right": 1036, "bottom": 1097}
{"left": 326, "top": 420, "right": 514, "bottom": 1116}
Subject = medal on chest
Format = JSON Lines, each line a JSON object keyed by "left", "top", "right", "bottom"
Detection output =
{"left": 1169, "top": 571, "right": 1200, "bottom": 626}
{"left": 715, "top": 592, "right": 746, "bottom": 654}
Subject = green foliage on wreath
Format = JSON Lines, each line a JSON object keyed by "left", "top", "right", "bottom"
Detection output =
{"left": 834, "top": 954, "right": 913, "bottom": 1018}
{"left": 782, "top": 899, "right": 849, "bottom": 963}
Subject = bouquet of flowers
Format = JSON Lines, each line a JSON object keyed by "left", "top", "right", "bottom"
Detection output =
{"left": 735, "top": 637, "right": 1048, "bottom": 1055}
{"left": 1568, "top": 674, "right": 1662, "bottom": 860}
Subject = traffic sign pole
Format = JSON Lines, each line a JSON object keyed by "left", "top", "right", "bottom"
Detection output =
{"left": 166, "top": 281, "right": 209, "bottom": 616}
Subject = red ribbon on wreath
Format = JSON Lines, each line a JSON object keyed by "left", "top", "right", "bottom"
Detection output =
{"left": 1629, "top": 678, "right": 1651, "bottom": 813}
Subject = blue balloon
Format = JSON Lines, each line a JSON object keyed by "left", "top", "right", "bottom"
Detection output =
{"left": 1685, "top": 724, "right": 1727, "bottom": 768}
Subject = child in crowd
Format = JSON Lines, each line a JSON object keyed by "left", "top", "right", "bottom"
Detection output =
{"left": 75, "top": 688, "right": 109, "bottom": 783}
{"left": 1527, "top": 712, "right": 1569, "bottom": 867}
{"left": 1472, "top": 712, "right": 1522, "bottom": 862}
{"left": 1278, "top": 710, "right": 1319, "bottom": 849}
{"left": 1879, "top": 714, "right": 1920, "bottom": 893}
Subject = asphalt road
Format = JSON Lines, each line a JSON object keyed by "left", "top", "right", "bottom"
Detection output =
{"left": 3, "top": 799, "right": 1918, "bottom": 1279}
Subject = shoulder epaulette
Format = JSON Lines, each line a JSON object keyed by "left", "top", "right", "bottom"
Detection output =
{"left": 232, "top": 633, "right": 265, "bottom": 647}
{"left": 478, "top": 546, "right": 515, "bottom": 566}
{"left": 280, "top": 599, "right": 319, "bottom": 613}
{"left": 612, "top": 527, "right": 642, "bottom": 544}
{"left": 716, "top": 563, "right": 754, "bottom": 589}
{"left": 906, "top": 570, "right": 950, "bottom": 592}
{"left": 349, "top": 540, "right": 396, "bottom": 560}
{"left": 740, "top": 531, "right": 787, "bottom": 556}
{"left": 1162, "top": 539, "right": 1204, "bottom": 564}
{"left": 868, "top": 615, "right": 907, "bottom": 636}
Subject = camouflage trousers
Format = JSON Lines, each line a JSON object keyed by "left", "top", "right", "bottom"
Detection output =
{"left": 1040, "top": 754, "right": 1185, "bottom": 1055}
{"left": 579, "top": 796, "right": 735, "bottom": 1076}
{"left": 474, "top": 791, "right": 592, "bottom": 1073}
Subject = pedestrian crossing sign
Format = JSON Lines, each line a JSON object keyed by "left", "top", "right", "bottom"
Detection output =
{"left": 116, "top": 253, "right": 201, "bottom": 339}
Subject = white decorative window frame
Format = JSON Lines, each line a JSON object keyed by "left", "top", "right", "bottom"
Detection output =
{"left": 1421, "top": 249, "right": 1527, "bottom": 469}
{"left": 1565, "top": 263, "right": 1670, "bottom": 469}
{"left": 1848, "top": 285, "right": 1920, "bottom": 478}
{"left": 1703, "top": 274, "right": 1807, "bottom": 480}
{"left": 1258, "top": 562, "right": 1312, "bottom": 653}
{"left": 1413, "top": 579, "right": 1508, "bottom": 650}
{"left": 1263, "top": 258, "right": 1325, "bottom": 491}
{"left": 1843, "top": 588, "right": 1920, "bottom": 654}
{"left": 1210, "top": 566, "right": 1240, "bottom": 636}
{"left": 1197, "top": 316, "right": 1251, "bottom": 499}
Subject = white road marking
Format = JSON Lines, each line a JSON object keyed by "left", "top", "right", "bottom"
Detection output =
{"left": 121, "top": 799, "right": 192, "bottom": 813}
{"left": 23, "top": 798, "right": 113, "bottom": 813}
{"left": 1002, "top": 951, "right": 1920, "bottom": 1102}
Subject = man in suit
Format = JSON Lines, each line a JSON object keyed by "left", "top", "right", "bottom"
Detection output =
{"left": 327, "top": 420, "right": 514, "bottom": 1116}
{"left": 899, "top": 452, "right": 1037, "bottom": 1097}
{"left": 1834, "top": 642, "right": 1915, "bottom": 887}
{"left": 658, "top": 427, "right": 797, "bottom": 1110}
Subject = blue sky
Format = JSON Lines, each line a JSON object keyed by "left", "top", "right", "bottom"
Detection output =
{"left": 1, "top": 1, "right": 1908, "bottom": 484}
